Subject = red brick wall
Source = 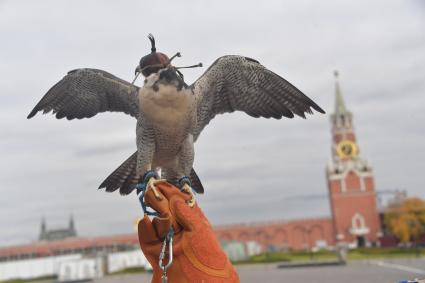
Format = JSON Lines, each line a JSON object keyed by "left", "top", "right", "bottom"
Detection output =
{"left": 214, "top": 218, "right": 336, "bottom": 251}
{"left": 364, "top": 176, "right": 374, "bottom": 192}
{"left": 345, "top": 170, "right": 361, "bottom": 192}
{"left": 332, "top": 132, "right": 356, "bottom": 144}
{"left": 328, "top": 170, "right": 381, "bottom": 244}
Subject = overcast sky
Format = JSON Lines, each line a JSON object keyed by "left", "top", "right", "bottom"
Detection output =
{"left": 1, "top": 0, "right": 424, "bottom": 247}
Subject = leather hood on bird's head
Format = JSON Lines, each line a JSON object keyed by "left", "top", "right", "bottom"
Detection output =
{"left": 138, "top": 34, "right": 170, "bottom": 77}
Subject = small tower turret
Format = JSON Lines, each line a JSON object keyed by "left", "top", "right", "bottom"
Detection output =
{"left": 69, "top": 214, "right": 77, "bottom": 237}
{"left": 39, "top": 217, "right": 47, "bottom": 241}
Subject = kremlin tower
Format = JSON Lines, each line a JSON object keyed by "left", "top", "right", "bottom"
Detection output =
{"left": 326, "top": 71, "right": 381, "bottom": 247}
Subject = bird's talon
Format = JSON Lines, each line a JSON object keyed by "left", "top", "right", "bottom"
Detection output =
{"left": 146, "top": 178, "right": 167, "bottom": 200}
{"left": 182, "top": 183, "right": 196, "bottom": 207}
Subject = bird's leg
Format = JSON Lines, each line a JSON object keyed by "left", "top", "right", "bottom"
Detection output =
{"left": 177, "top": 135, "right": 196, "bottom": 207}
{"left": 137, "top": 164, "right": 168, "bottom": 200}
{"left": 136, "top": 124, "right": 165, "bottom": 199}
{"left": 145, "top": 174, "right": 167, "bottom": 200}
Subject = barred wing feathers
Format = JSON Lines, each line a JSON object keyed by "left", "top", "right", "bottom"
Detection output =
{"left": 27, "top": 68, "right": 140, "bottom": 120}
{"left": 191, "top": 55, "right": 325, "bottom": 140}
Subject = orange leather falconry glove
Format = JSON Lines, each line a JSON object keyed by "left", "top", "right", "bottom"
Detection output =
{"left": 137, "top": 181, "right": 240, "bottom": 283}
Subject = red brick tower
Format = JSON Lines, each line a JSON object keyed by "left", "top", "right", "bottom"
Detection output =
{"left": 327, "top": 71, "right": 381, "bottom": 247}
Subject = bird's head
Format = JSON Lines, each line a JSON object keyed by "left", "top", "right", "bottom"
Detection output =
{"left": 144, "top": 66, "right": 187, "bottom": 91}
{"left": 135, "top": 34, "right": 170, "bottom": 78}
{"left": 133, "top": 34, "right": 202, "bottom": 85}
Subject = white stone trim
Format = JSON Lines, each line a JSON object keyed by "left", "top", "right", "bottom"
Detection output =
{"left": 360, "top": 175, "right": 365, "bottom": 191}
{"left": 340, "top": 179, "right": 346, "bottom": 192}
{"left": 352, "top": 213, "right": 365, "bottom": 229}
{"left": 349, "top": 213, "right": 370, "bottom": 235}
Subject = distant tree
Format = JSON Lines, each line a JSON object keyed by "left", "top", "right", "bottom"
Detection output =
{"left": 384, "top": 197, "right": 425, "bottom": 243}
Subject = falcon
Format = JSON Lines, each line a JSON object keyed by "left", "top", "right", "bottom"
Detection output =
{"left": 28, "top": 34, "right": 325, "bottom": 202}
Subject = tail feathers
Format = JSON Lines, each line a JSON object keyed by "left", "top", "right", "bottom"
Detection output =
{"left": 190, "top": 168, "right": 204, "bottom": 194}
{"left": 98, "top": 152, "right": 138, "bottom": 195}
{"left": 99, "top": 151, "right": 205, "bottom": 195}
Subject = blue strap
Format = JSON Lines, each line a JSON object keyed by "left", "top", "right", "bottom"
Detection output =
{"left": 137, "top": 185, "right": 159, "bottom": 217}
{"left": 141, "top": 170, "right": 158, "bottom": 184}
{"left": 178, "top": 176, "right": 191, "bottom": 188}
{"left": 136, "top": 170, "right": 159, "bottom": 217}
{"left": 178, "top": 176, "right": 200, "bottom": 195}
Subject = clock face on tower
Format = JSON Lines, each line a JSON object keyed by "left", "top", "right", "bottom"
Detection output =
{"left": 336, "top": 140, "right": 358, "bottom": 159}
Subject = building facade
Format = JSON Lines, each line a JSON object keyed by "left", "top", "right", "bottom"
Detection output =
{"left": 39, "top": 216, "right": 77, "bottom": 241}
{"left": 215, "top": 217, "right": 335, "bottom": 251}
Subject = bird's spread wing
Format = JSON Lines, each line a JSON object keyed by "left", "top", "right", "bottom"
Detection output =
{"left": 191, "top": 55, "right": 325, "bottom": 140}
{"left": 27, "top": 68, "right": 140, "bottom": 120}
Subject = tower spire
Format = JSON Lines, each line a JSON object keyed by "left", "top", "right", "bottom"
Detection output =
{"left": 331, "top": 71, "right": 352, "bottom": 128}
{"left": 334, "top": 70, "right": 347, "bottom": 115}
{"left": 41, "top": 216, "right": 46, "bottom": 232}
{"left": 69, "top": 214, "right": 74, "bottom": 230}
{"left": 39, "top": 216, "right": 46, "bottom": 240}
{"left": 69, "top": 214, "right": 77, "bottom": 237}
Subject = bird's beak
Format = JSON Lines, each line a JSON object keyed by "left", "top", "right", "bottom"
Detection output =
{"left": 135, "top": 65, "right": 141, "bottom": 76}
{"left": 132, "top": 65, "right": 141, "bottom": 85}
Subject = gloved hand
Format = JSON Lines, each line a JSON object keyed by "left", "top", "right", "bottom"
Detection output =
{"left": 137, "top": 181, "right": 240, "bottom": 283}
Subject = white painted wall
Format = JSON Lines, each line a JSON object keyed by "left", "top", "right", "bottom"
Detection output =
{"left": 245, "top": 241, "right": 262, "bottom": 257}
{"left": 107, "top": 250, "right": 148, "bottom": 273}
{"left": 222, "top": 241, "right": 247, "bottom": 261}
{"left": 0, "top": 254, "right": 82, "bottom": 281}
{"left": 57, "top": 258, "right": 103, "bottom": 282}
{"left": 0, "top": 250, "right": 150, "bottom": 281}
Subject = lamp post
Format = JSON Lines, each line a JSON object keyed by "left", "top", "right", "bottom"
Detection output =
{"left": 305, "top": 227, "right": 314, "bottom": 261}
{"left": 407, "top": 220, "right": 420, "bottom": 258}
{"left": 407, "top": 220, "right": 419, "bottom": 258}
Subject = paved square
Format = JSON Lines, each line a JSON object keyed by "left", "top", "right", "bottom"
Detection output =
{"left": 93, "top": 258, "right": 425, "bottom": 283}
